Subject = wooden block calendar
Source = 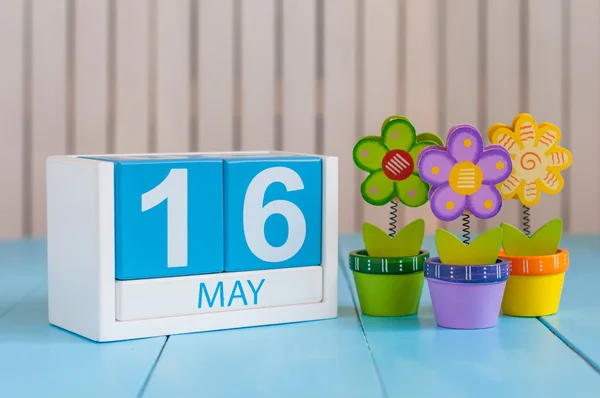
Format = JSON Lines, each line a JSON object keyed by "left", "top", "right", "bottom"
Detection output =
{"left": 46, "top": 151, "right": 338, "bottom": 342}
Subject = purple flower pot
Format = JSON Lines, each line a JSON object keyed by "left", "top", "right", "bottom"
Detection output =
{"left": 424, "top": 257, "right": 511, "bottom": 329}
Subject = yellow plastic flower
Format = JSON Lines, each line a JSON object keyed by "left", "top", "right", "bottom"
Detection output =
{"left": 487, "top": 113, "right": 572, "bottom": 207}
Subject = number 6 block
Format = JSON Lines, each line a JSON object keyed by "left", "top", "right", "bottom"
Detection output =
{"left": 45, "top": 151, "right": 338, "bottom": 342}
{"left": 224, "top": 156, "right": 322, "bottom": 272}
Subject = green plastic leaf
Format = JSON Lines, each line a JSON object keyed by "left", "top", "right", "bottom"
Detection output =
{"left": 436, "top": 227, "right": 503, "bottom": 265}
{"left": 394, "top": 175, "right": 429, "bottom": 208}
{"left": 353, "top": 137, "right": 387, "bottom": 172}
{"left": 360, "top": 170, "right": 395, "bottom": 206}
{"left": 501, "top": 219, "right": 562, "bottom": 256}
{"left": 382, "top": 117, "right": 416, "bottom": 151}
{"left": 416, "top": 132, "right": 444, "bottom": 147}
{"left": 363, "top": 219, "right": 425, "bottom": 257}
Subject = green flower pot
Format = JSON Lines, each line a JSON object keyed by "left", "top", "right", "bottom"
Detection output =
{"left": 349, "top": 249, "right": 429, "bottom": 317}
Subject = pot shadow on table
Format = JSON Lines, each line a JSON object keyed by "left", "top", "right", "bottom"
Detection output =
{"left": 356, "top": 304, "right": 438, "bottom": 331}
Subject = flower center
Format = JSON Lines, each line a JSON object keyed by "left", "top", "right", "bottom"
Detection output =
{"left": 449, "top": 161, "right": 483, "bottom": 195}
{"left": 514, "top": 148, "right": 547, "bottom": 181}
{"left": 381, "top": 150, "right": 414, "bottom": 181}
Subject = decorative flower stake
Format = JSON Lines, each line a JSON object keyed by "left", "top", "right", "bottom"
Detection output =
{"left": 488, "top": 113, "right": 574, "bottom": 317}
{"left": 417, "top": 123, "right": 512, "bottom": 330}
{"left": 349, "top": 115, "right": 444, "bottom": 317}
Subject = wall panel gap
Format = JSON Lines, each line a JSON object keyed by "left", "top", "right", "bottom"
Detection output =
{"left": 22, "top": 0, "right": 32, "bottom": 236}
{"left": 354, "top": 0, "right": 365, "bottom": 231}
{"left": 190, "top": 0, "right": 199, "bottom": 152}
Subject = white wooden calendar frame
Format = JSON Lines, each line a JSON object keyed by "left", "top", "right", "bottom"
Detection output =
{"left": 46, "top": 151, "right": 338, "bottom": 342}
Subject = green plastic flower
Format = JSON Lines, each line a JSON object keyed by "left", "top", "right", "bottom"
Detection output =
{"left": 353, "top": 116, "right": 444, "bottom": 207}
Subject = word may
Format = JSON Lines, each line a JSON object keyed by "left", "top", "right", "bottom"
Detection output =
{"left": 198, "top": 279, "right": 265, "bottom": 308}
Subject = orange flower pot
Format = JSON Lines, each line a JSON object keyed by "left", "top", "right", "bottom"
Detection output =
{"left": 498, "top": 248, "right": 569, "bottom": 317}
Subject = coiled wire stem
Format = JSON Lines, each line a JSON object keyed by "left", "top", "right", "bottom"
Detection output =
{"left": 389, "top": 200, "right": 398, "bottom": 237}
{"left": 462, "top": 212, "right": 471, "bottom": 244}
{"left": 522, "top": 204, "right": 531, "bottom": 237}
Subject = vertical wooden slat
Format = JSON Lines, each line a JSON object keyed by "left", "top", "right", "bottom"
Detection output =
{"left": 527, "top": 0, "right": 563, "bottom": 233}
{"left": 31, "top": 0, "right": 67, "bottom": 236}
{"left": 443, "top": 0, "right": 480, "bottom": 235}
{"left": 282, "top": 0, "right": 316, "bottom": 153}
{"left": 0, "top": 0, "right": 24, "bottom": 239}
{"left": 198, "top": 0, "right": 234, "bottom": 152}
{"left": 115, "top": 0, "right": 150, "bottom": 153}
{"left": 484, "top": 0, "right": 520, "bottom": 231}
{"left": 240, "top": 0, "right": 275, "bottom": 151}
{"left": 74, "top": 0, "right": 108, "bottom": 155}
{"left": 569, "top": 0, "right": 600, "bottom": 233}
{"left": 156, "top": 0, "right": 190, "bottom": 153}
{"left": 361, "top": 0, "right": 399, "bottom": 233}
{"left": 323, "top": 0, "right": 358, "bottom": 233}
{"left": 404, "top": 0, "right": 440, "bottom": 234}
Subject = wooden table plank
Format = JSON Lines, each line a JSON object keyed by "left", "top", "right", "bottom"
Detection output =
{"left": 0, "top": 239, "right": 46, "bottom": 317}
{"left": 0, "top": 239, "right": 166, "bottom": 397}
{"left": 142, "top": 263, "right": 383, "bottom": 398}
{"left": 340, "top": 234, "right": 600, "bottom": 397}
{"left": 539, "top": 235, "right": 600, "bottom": 371}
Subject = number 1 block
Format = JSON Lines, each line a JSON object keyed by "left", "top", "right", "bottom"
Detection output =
{"left": 87, "top": 155, "right": 225, "bottom": 280}
{"left": 224, "top": 156, "right": 322, "bottom": 272}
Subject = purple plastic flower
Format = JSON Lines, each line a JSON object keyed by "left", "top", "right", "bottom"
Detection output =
{"left": 417, "top": 124, "right": 512, "bottom": 221}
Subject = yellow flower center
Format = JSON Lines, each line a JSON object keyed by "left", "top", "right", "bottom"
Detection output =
{"left": 432, "top": 166, "right": 440, "bottom": 175}
{"left": 484, "top": 199, "right": 493, "bottom": 209}
{"left": 449, "top": 161, "right": 483, "bottom": 195}
{"left": 446, "top": 201, "right": 455, "bottom": 210}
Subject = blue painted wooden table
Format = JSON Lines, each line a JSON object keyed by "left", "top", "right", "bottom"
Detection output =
{"left": 1, "top": 235, "right": 599, "bottom": 397}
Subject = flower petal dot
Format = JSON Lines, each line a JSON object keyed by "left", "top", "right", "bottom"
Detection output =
{"left": 360, "top": 170, "right": 395, "bottom": 205}
{"left": 353, "top": 137, "right": 388, "bottom": 172}
{"left": 466, "top": 185, "right": 502, "bottom": 219}
{"left": 447, "top": 124, "right": 484, "bottom": 163}
{"left": 429, "top": 183, "right": 467, "bottom": 221}
{"left": 394, "top": 175, "right": 429, "bottom": 207}
{"left": 417, "top": 148, "right": 456, "bottom": 186}
{"left": 477, "top": 145, "right": 512, "bottom": 185}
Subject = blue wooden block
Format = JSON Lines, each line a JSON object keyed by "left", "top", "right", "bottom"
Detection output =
{"left": 224, "top": 156, "right": 322, "bottom": 272}
{"left": 84, "top": 155, "right": 225, "bottom": 280}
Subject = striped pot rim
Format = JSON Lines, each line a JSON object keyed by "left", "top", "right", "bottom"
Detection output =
{"left": 348, "top": 250, "right": 429, "bottom": 275}
{"left": 424, "top": 257, "right": 510, "bottom": 283}
{"left": 498, "top": 248, "right": 569, "bottom": 276}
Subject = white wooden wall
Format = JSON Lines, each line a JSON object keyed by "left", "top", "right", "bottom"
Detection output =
{"left": 0, "top": 0, "right": 598, "bottom": 239}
